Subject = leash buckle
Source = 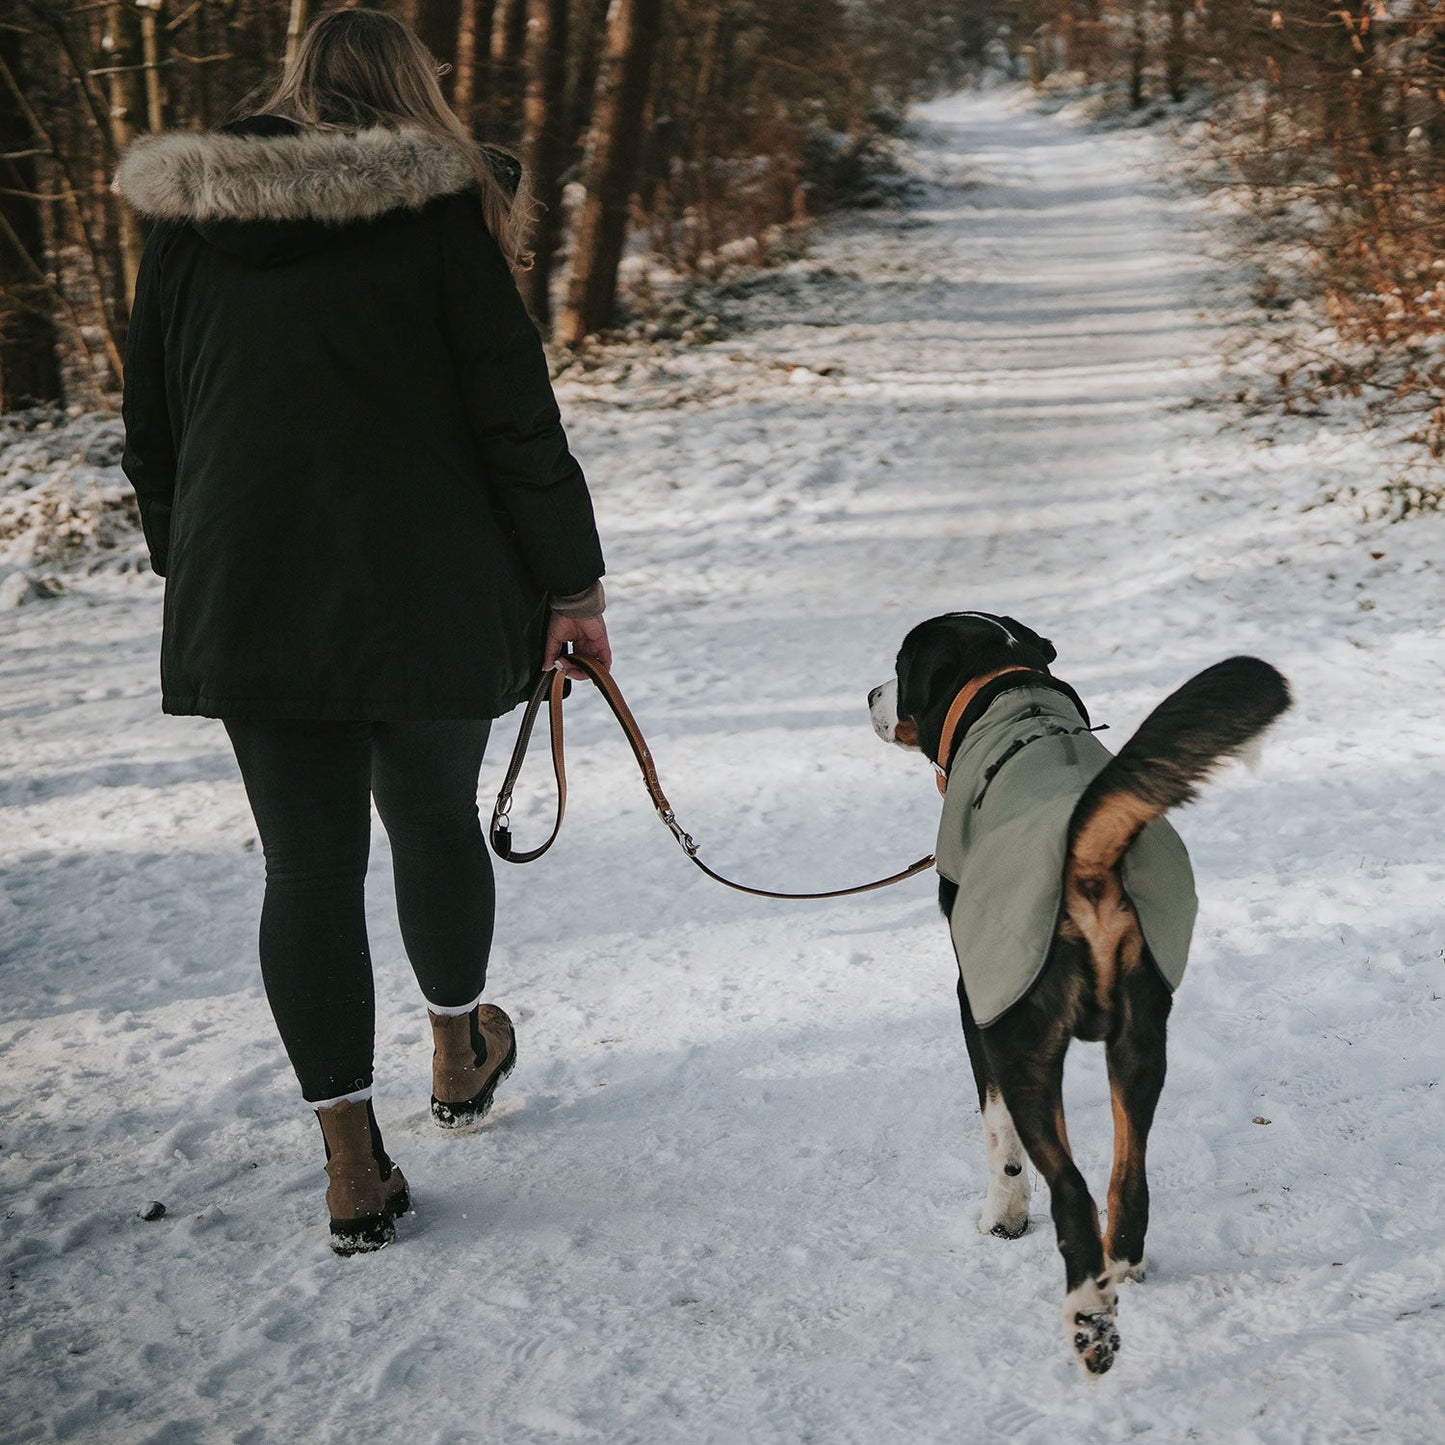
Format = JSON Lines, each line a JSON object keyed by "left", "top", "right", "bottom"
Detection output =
{"left": 491, "top": 793, "right": 513, "bottom": 858}
{"left": 658, "top": 807, "right": 698, "bottom": 857}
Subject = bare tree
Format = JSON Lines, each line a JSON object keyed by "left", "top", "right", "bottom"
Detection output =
{"left": 1164, "top": 0, "right": 1187, "bottom": 103}
{"left": 136, "top": 0, "right": 170, "bottom": 132}
{"left": 517, "top": 0, "right": 570, "bottom": 323}
{"left": 488, "top": 0, "right": 528, "bottom": 139}
{"left": 284, "top": 0, "right": 309, "bottom": 69}
{"left": 0, "top": 23, "right": 60, "bottom": 407}
{"left": 101, "top": 2, "right": 149, "bottom": 299}
{"left": 452, "top": 0, "right": 496, "bottom": 123}
{"left": 555, "top": 0, "right": 661, "bottom": 346}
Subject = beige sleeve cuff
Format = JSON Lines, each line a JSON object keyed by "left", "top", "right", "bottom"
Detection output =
{"left": 548, "top": 580, "right": 606, "bottom": 619}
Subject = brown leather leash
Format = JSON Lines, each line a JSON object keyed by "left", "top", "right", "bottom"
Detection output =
{"left": 489, "top": 654, "right": 937, "bottom": 900}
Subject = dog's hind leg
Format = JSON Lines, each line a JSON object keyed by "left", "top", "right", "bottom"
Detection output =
{"left": 957, "top": 978, "right": 1031, "bottom": 1237}
{"left": 1104, "top": 968, "right": 1172, "bottom": 1285}
{"left": 956, "top": 974, "right": 992, "bottom": 1109}
{"left": 992, "top": 1034, "right": 1119, "bottom": 1375}
{"left": 979, "top": 1085, "right": 1032, "bottom": 1237}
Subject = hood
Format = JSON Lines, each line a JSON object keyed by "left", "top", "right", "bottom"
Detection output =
{"left": 112, "top": 115, "right": 476, "bottom": 267}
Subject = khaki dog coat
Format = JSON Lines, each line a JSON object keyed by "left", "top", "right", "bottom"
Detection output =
{"left": 935, "top": 686, "right": 1197, "bottom": 1026}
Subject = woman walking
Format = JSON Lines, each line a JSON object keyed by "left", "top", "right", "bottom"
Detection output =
{"left": 114, "top": 9, "right": 609, "bottom": 1255}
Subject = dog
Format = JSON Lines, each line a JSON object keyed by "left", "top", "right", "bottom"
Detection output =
{"left": 869, "top": 612, "right": 1290, "bottom": 1374}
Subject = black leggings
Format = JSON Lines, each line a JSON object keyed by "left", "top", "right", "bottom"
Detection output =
{"left": 224, "top": 718, "right": 493, "bottom": 1103}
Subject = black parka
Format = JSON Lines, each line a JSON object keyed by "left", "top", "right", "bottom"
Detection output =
{"left": 116, "top": 116, "right": 604, "bottom": 720}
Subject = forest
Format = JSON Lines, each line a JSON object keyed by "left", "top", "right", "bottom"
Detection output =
{"left": 0, "top": 0, "right": 961, "bottom": 408}
{"left": 3, "top": 1, "right": 1445, "bottom": 475}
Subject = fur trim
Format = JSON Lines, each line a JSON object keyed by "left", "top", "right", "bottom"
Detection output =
{"left": 113, "top": 124, "right": 474, "bottom": 225}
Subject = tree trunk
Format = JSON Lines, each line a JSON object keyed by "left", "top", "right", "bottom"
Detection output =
{"left": 517, "top": 0, "right": 570, "bottom": 325}
{"left": 1024, "top": 43, "right": 1043, "bottom": 90}
{"left": 1129, "top": 0, "right": 1146, "bottom": 109}
{"left": 0, "top": 26, "right": 60, "bottom": 407}
{"left": 453, "top": 0, "right": 496, "bottom": 124}
{"left": 103, "top": 3, "right": 147, "bottom": 303}
{"left": 137, "top": 1, "right": 170, "bottom": 132}
{"left": 0, "top": 41, "right": 119, "bottom": 398}
{"left": 1068, "top": 0, "right": 1102, "bottom": 79}
{"left": 565, "top": 0, "right": 610, "bottom": 170}
{"left": 687, "top": 4, "right": 724, "bottom": 268}
{"left": 1165, "top": 0, "right": 1187, "bottom": 103}
{"left": 285, "top": 0, "right": 310, "bottom": 69}
{"left": 1350, "top": 6, "right": 1389, "bottom": 226}
{"left": 193, "top": 0, "right": 215, "bottom": 128}
{"left": 1423, "top": 20, "right": 1445, "bottom": 179}
{"left": 555, "top": 0, "right": 662, "bottom": 347}
{"left": 400, "top": 0, "right": 459, "bottom": 83}
{"left": 488, "top": 0, "right": 528, "bottom": 141}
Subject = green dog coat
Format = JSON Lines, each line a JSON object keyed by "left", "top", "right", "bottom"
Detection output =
{"left": 934, "top": 685, "right": 1197, "bottom": 1027}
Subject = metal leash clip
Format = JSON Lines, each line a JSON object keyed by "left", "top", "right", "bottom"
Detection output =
{"left": 658, "top": 807, "right": 699, "bottom": 857}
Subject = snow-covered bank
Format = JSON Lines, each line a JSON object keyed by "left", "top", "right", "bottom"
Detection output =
{"left": 2, "top": 91, "right": 1443, "bottom": 1442}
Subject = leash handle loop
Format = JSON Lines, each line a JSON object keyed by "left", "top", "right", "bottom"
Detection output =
{"left": 489, "top": 656, "right": 936, "bottom": 900}
{"left": 489, "top": 666, "right": 568, "bottom": 865}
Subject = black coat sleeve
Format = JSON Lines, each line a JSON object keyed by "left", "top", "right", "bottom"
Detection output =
{"left": 120, "top": 224, "right": 178, "bottom": 577}
{"left": 439, "top": 193, "right": 605, "bottom": 597}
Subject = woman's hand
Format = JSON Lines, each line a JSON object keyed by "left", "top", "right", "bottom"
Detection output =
{"left": 543, "top": 613, "right": 612, "bottom": 678}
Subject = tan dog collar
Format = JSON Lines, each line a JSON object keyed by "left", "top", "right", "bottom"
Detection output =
{"left": 933, "top": 668, "right": 1039, "bottom": 796}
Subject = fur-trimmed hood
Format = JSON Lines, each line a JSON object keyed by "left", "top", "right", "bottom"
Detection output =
{"left": 113, "top": 116, "right": 475, "bottom": 226}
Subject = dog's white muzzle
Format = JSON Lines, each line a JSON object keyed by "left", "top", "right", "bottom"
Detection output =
{"left": 869, "top": 677, "right": 901, "bottom": 744}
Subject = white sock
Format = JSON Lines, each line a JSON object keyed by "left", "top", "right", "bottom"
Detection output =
{"left": 427, "top": 988, "right": 484, "bottom": 1019}
{"left": 310, "top": 1085, "right": 372, "bottom": 1110}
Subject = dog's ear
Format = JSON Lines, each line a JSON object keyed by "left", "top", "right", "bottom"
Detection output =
{"left": 998, "top": 616, "right": 1056, "bottom": 667}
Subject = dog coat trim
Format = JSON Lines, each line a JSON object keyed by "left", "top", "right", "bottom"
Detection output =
{"left": 935, "top": 686, "right": 1197, "bottom": 1027}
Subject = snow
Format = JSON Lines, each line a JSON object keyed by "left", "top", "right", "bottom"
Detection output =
{"left": 3, "top": 91, "right": 1444, "bottom": 1441}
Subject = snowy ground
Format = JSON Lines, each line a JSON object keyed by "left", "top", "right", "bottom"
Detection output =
{"left": 3, "top": 91, "right": 1443, "bottom": 1442}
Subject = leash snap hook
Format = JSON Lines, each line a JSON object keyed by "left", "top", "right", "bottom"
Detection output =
{"left": 659, "top": 807, "right": 699, "bottom": 857}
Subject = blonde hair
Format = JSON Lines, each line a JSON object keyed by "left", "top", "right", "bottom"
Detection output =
{"left": 241, "top": 8, "right": 533, "bottom": 268}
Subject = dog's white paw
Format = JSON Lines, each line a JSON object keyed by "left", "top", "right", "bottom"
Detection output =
{"left": 1063, "top": 1275, "right": 1121, "bottom": 1376}
{"left": 976, "top": 1174, "right": 1031, "bottom": 1238}
{"left": 1107, "top": 1255, "right": 1148, "bottom": 1285}
{"left": 976, "top": 1204, "right": 1030, "bottom": 1238}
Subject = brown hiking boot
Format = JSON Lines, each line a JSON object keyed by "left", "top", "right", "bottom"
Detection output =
{"left": 315, "top": 1097, "right": 411, "bottom": 1255}
{"left": 429, "top": 1003, "right": 516, "bottom": 1128}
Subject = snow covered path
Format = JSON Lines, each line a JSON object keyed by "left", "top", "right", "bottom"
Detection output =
{"left": 3, "top": 92, "right": 1443, "bottom": 1442}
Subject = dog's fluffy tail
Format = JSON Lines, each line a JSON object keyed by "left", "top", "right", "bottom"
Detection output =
{"left": 1068, "top": 657, "right": 1291, "bottom": 879}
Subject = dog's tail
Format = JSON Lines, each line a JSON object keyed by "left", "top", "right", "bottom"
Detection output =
{"left": 1068, "top": 657, "right": 1291, "bottom": 881}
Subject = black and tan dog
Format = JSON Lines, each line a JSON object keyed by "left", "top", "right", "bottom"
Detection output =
{"left": 869, "top": 612, "right": 1290, "bottom": 1374}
